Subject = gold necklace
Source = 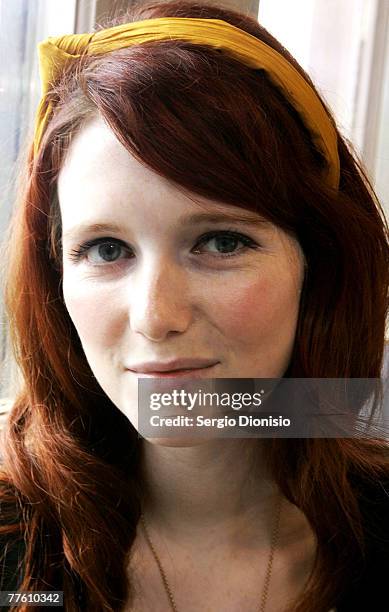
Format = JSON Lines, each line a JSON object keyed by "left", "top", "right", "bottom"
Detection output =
{"left": 140, "top": 494, "right": 283, "bottom": 612}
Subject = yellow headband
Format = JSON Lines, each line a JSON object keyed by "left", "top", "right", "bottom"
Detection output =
{"left": 35, "top": 17, "right": 340, "bottom": 188}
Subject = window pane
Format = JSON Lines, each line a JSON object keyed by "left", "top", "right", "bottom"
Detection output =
{"left": 0, "top": 0, "right": 76, "bottom": 400}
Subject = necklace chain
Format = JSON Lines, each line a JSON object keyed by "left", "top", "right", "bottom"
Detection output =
{"left": 140, "top": 494, "right": 282, "bottom": 612}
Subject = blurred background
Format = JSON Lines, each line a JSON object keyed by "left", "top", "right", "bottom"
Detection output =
{"left": 0, "top": 0, "right": 388, "bottom": 403}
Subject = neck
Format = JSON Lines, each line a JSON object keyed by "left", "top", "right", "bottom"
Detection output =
{"left": 138, "top": 438, "right": 281, "bottom": 549}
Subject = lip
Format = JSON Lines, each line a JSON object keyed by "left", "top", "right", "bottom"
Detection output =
{"left": 127, "top": 359, "right": 219, "bottom": 378}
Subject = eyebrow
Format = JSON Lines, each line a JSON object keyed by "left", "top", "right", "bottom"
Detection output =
{"left": 62, "top": 211, "right": 270, "bottom": 241}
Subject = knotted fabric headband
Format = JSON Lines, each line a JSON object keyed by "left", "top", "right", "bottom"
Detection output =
{"left": 35, "top": 17, "right": 340, "bottom": 188}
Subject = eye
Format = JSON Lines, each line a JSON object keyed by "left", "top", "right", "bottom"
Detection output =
{"left": 67, "top": 230, "right": 260, "bottom": 266}
{"left": 68, "top": 238, "right": 133, "bottom": 264}
{"left": 192, "top": 231, "right": 259, "bottom": 257}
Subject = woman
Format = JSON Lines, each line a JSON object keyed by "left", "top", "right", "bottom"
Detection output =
{"left": 0, "top": 1, "right": 388, "bottom": 611}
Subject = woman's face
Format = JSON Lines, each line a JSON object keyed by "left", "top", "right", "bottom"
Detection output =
{"left": 58, "top": 118, "right": 305, "bottom": 431}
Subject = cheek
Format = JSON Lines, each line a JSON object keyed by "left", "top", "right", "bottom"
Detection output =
{"left": 62, "top": 277, "right": 133, "bottom": 414}
{"left": 208, "top": 271, "right": 301, "bottom": 343}
{"left": 62, "top": 276, "right": 122, "bottom": 351}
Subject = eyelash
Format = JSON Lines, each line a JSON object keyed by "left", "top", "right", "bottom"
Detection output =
{"left": 68, "top": 230, "right": 260, "bottom": 266}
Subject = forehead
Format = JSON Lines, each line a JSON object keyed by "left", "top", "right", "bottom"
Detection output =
{"left": 58, "top": 117, "right": 165, "bottom": 200}
{"left": 58, "top": 117, "right": 197, "bottom": 234}
{"left": 57, "top": 117, "right": 275, "bottom": 237}
{"left": 57, "top": 119, "right": 305, "bottom": 274}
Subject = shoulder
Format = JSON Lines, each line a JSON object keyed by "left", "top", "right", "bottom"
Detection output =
{"left": 336, "top": 474, "right": 389, "bottom": 611}
{"left": 0, "top": 532, "right": 25, "bottom": 593}
{"left": 0, "top": 479, "right": 25, "bottom": 592}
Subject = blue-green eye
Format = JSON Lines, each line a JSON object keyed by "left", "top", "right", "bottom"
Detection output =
{"left": 68, "top": 238, "right": 132, "bottom": 264}
{"left": 192, "top": 231, "right": 258, "bottom": 256}
{"left": 90, "top": 242, "right": 127, "bottom": 262}
{"left": 68, "top": 230, "right": 259, "bottom": 265}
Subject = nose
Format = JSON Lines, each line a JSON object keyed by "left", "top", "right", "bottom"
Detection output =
{"left": 129, "top": 257, "right": 193, "bottom": 342}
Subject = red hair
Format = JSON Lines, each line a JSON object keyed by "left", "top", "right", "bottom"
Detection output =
{"left": 1, "top": 1, "right": 388, "bottom": 610}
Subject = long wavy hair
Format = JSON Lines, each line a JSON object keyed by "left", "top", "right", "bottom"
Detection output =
{"left": 0, "top": 1, "right": 388, "bottom": 611}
